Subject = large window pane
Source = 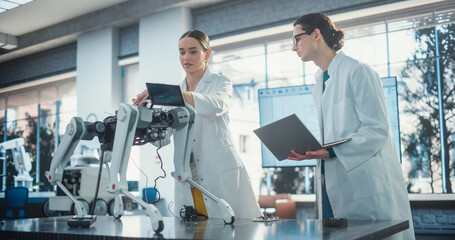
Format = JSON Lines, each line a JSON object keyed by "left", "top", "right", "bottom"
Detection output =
{"left": 212, "top": 46, "right": 266, "bottom": 196}
{"left": 0, "top": 77, "right": 77, "bottom": 190}
{"left": 398, "top": 25, "right": 443, "bottom": 193}
{"left": 58, "top": 97, "right": 77, "bottom": 136}
{"left": 267, "top": 41, "right": 303, "bottom": 88}
{"left": 211, "top": 45, "right": 266, "bottom": 87}
{"left": 388, "top": 29, "right": 420, "bottom": 64}
{"left": 343, "top": 33, "right": 388, "bottom": 73}
{"left": 438, "top": 23, "right": 455, "bottom": 193}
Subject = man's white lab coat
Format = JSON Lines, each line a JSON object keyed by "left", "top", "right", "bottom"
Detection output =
{"left": 312, "top": 51, "right": 414, "bottom": 240}
{"left": 163, "top": 68, "right": 262, "bottom": 219}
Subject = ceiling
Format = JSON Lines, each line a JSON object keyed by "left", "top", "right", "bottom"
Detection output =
{"left": 0, "top": 0, "right": 129, "bottom": 36}
{"left": 0, "top": 0, "right": 225, "bottom": 58}
{"left": 0, "top": 0, "right": 225, "bottom": 37}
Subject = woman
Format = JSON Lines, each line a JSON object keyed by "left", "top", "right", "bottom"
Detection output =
{"left": 133, "top": 30, "right": 262, "bottom": 220}
{"left": 287, "top": 13, "right": 414, "bottom": 239}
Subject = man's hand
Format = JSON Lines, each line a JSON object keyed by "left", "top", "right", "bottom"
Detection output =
{"left": 132, "top": 90, "right": 148, "bottom": 106}
{"left": 288, "top": 148, "right": 330, "bottom": 161}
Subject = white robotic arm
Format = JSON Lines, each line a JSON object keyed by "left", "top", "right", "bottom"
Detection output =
{"left": 170, "top": 105, "right": 235, "bottom": 224}
{"left": 104, "top": 103, "right": 235, "bottom": 230}
{"left": 102, "top": 104, "right": 166, "bottom": 232}
{"left": 45, "top": 104, "right": 176, "bottom": 231}
{"left": 0, "top": 138, "right": 33, "bottom": 190}
{"left": 46, "top": 100, "right": 235, "bottom": 232}
{"left": 45, "top": 117, "right": 99, "bottom": 216}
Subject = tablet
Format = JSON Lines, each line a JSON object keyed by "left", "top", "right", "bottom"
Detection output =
{"left": 146, "top": 83, "right": 185, "bottom": 107}
{"left": 253, "top": 114, "right": 350, "bottom": 160}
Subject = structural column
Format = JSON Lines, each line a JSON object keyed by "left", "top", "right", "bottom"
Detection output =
{"left": 76, "top": 27, "right": 122, "bottom": 121}
{"left": 138, "top": 7, "right": 192, "bottom": 208}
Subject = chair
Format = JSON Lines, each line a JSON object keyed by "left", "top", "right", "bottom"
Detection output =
{"left": 142, "top": 187, "right": 157, "bottom": 203}
{"left": 258, "top": 194, "right": 296, "bottom": 219}
{"left": 5, "top": 186, "right": 29, "bottom": 219}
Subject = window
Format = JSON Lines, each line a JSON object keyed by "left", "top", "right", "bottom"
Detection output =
{"left": 0, "top": 77, "right": 76, "bottom": 191}
{"left": 211, "top": 10, "right": 455, "bottom": 195}
{"left": 5, "top": 109, "right": 17, "bottom": 130}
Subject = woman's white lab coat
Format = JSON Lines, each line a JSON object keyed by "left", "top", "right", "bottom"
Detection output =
{"left": 312, "top": 51, "right": 414, "bottom": 239}
{"left": 162, "top": 68, "right": 262, "bottom": 219}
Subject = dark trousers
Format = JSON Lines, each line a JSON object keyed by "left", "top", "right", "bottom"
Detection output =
{"left": 321, "top": 161, "right": 334, "bottom": 219}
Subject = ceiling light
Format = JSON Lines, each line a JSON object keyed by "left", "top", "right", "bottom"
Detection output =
{"left": 0, "top": 0, "right": 34, "bottom": 13}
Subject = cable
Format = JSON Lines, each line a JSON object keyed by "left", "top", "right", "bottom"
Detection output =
{"left": 179, "top": 205, "right": 208, "bottom": 221}
{"left": 89, "top": 150, "right": 104, "bottom": 215}
{"left": 168, "top": 201, "right": 179, "bottom": 218}
{"left": 152, "top": 141, "right": 166, "bottom": 204}
{"left": 129, "top": 141, "right": 165, "bottom": 204}
{"left": 130, "top": 155, "right": 149, "bottom": 202}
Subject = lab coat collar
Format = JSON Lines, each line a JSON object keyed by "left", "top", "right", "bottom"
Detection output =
{"left": 315, "top": 51, "right": 345, "bottom": 84}
{"left": 315, "top": 69, "right": 323, "bottom": 83}
{"left": 182, "top": 67, "right": 213, "bottom": 90}
{"left": 199, "top": 67, "right": 214, "bottom": 82}
{"left": 327, "top": 51, "right": 345, "bottom": 77}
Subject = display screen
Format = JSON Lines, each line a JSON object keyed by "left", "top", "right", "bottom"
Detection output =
{"left": 258, "top": 77, "right": 401, "bottom": 168}
{"left": 146, "top": 83, "right": 185, "bottom": 107}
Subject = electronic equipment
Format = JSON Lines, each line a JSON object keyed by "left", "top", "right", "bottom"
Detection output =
{"left": 146, "top": 83, "right": 185, "bottom": 107}
{"left": 323, "top": 218, "right": 348, "bottom": 227}
{"left": 46, "top": 84, "right": 235, "bottom": 233}
{"left": 254, "top": 114, "right": 350, "bottom": 160}
{"left": 0, "top": 138, "right": 33, "bottom": 190}
{"left": 48, "top": 166, "right": 112, "bottom": 216}
{"left": 68, "top": 215, "right": 97, "bottom": 228}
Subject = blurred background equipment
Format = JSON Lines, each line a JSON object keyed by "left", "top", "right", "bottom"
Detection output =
{"left": 5, "top": 186, "right": 29, "bottom": 219}
{"left": 47, "top": 165, "right": 113, "bottom": 216}
{"left": 0, "top": 138, "right": 34, "bottom": 191}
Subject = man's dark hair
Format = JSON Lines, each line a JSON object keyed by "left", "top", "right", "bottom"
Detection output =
{"left": 294, "top": 13, "right": 344, "bottom": 51}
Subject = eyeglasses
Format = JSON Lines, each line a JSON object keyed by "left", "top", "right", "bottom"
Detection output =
{"left": 292, "top": 32, "right": 311, "bottom": 46}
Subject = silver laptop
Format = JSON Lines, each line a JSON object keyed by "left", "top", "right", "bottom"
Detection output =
{"left": 253, "top": 114, "right": 351, "bottom": 161}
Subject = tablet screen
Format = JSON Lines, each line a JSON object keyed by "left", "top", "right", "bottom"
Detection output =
{"left": 146, "top": 83, "right": 185, "bottom": 107}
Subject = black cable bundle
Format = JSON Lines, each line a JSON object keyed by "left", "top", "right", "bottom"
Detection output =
{"left": 179, "top": 205, "right": 208, "bottom": 221}
{"left": 89, "top": 151, "right": 104, "bottom": 215}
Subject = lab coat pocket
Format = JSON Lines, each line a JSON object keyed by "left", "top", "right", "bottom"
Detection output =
{"left": 347, "top": 156, "right": 388, "bottom": 199}
{"left": 213, "top": 138, "right": 242, "bottom": 173}
{"left": 326, "top": 98, "right": 357, "bottom": 136}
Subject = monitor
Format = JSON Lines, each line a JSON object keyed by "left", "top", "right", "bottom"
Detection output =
{"left": 258, "top": 76, "right": 401, "bottom": 168}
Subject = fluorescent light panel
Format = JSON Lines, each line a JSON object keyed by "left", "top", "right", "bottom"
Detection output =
{"left": 0, "top": 0, "right": 34, "bottom": 13}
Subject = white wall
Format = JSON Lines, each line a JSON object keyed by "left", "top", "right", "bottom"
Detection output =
{"left": 139, "top": 7, "right": 191, "bottom": 85}
{"left": 77, "top": 27, "right": 121, "bottom": 120}
{"left": 137, "top": 7, "right": 192, "bottom": 214}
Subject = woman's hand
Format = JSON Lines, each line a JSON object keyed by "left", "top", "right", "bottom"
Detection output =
{"left": 181, "top": 90, "right": 195, "bottom": 107}
{"left": 287, "top": 148, "right": 330, "bottom": 161}
{"left": 132, "top": 90, "right": 148, "bottom": 106}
